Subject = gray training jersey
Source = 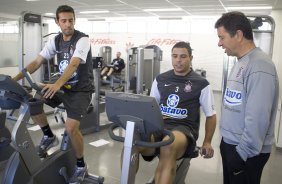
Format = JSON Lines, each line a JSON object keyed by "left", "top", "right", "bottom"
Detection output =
{"left": 220, "top": 47, "right": 279, "bottom": 161}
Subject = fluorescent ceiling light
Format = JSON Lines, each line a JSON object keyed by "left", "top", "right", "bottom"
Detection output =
{"left": 88, "top": 18, "right": 106, "bottom": 21}
{"left": 80, "top": 10, "right": 109, "bottom": 14}
{"left": 182, "top": 15, "right": 220, "bottom": 20}
{"left": 144, "top": 8, "right": 182, "bottom": 12}
{"left": 226, "top": 6, "right": 272, "bottom": 10}
{"left": 106, "top": 16, "right": 158, "bottom": 21}
{"left": 159, "top": 17, "right": 182, "bottom": 20}
{"left": 44, "top": 13, "right": 54, "bottom": 16}
{"left": 76, "top": 18, "right": 88, "bottom": 22}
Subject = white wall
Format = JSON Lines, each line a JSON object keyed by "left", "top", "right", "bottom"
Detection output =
{"left": 271, "top": 10, "right": 282, "bottom": 100}
{"left": 270, "top": 10, "right": 282, "bottom": 147}
{"left": 87, "top": 20, "right": 224, "bottom": 91}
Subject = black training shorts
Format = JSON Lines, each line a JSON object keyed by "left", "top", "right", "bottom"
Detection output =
{"left": 142, "top": 124, "right": 196, "bottom": 161}
{"left": 44, "top": 91, "right": 92, "bottom": 121}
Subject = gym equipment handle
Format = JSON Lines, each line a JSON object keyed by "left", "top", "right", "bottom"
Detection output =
{"left": 136, "top": 129, "right": 174, "bottom": 148}
{"left": 22, "top": 69, "right": 64, "bottom": 95}
{"left": 22, "top": 68, "right": 41, "bottom": 91}
{"left": 108, "top": 123, "right": 124, "bottom": 142}
{"left": 108, "top": 123, "right": 175, "bottom": 148}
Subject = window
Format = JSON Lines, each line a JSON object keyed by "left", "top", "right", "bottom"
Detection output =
{"left": 92, "top": 22, "right": 109, "bottom": 33}
{"left": 128, "top": 21, "right": 146, "bottom": 33}
{"left": 147, "top": 21, "right": 167, "bottom": 33}
{"left": 167, "top": 20, "right": 190, "bottom": 33}
{"left": 109, "top": 21, "right": 127, "bottom": 32}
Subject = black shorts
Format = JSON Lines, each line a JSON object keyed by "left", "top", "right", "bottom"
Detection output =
{"left": 44, "top": 91, "right": 92, "bottom": 121}
{"left": 142, "top": 124, "right": 197, "bottom": 162}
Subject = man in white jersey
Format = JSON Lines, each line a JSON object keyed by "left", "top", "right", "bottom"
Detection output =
{"left": 13, "top": 5, "right": 94, "bottom": 184}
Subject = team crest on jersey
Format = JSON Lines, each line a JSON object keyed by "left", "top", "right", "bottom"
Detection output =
{"left": 184, "top": 81, "right": 192, "bottom": 92}
{"left": 59, "top": 60, "right": 77, "bottom": 79}
{"left": 224, "top": 87, "right": 242, "bottom": 106}
{"left": 236, "top": 66, "right": 244, "bottom": 78}
{"left": 167, "top": 94, "right": 179, "bottom": 107}
{"left": 160, "top": 94, "right": 188, "bottom": 119}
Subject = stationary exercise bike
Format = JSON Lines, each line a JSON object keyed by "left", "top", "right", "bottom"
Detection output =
{"left": 0, "top": 111, "right": 14, "bottom": 162}
{"left": 0, "top": 70, "right": 104, "bottom": 184}
{"left": 106, "top": 92, "right": 175, "bottom": 184}
{"left": 0, "top": 86, "right": 33, "bottom": 163}
{"left": 106, "top": 92, "right": 199, "bottom": 184}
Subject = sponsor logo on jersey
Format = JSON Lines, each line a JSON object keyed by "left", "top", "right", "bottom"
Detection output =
{"left": 113, "top": 60, "right": 119, "bottom": 65}
{"left": 224, "top": 87, "right": 242, "bottom": 106}
{"left": 160, "top": 94, "right": 188, "bottom": 119}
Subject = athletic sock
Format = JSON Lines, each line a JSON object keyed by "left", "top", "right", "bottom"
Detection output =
{"left": 77, "top": 157, "right": 85, "bottom": 167}
{"left": 41, "top": 125, "right": 54, "bottom": 137}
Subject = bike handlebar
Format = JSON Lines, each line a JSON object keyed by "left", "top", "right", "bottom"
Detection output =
{"left": 22, "top": 69, "right": 41, "bottom": 91}
{"left": 21, "top": 69, "right": 64, "bottom": 95}
{"left": 108, "top": 123, "right": 175, "bottom": 148}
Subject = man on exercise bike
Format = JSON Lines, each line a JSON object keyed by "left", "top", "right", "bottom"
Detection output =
{"left": 13, "top": 5, "right": 93, "bottom": 184}
{"left": 100, "top": 51, "right": 125, "bottom": 81}
{"left": 136, "top": 41, "right": 217, "bottom": 184}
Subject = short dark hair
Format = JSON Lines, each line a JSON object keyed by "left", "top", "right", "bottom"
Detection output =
{"left": 172, "top": 41, "right": 192, "bottom": 56}
{"left": 214, "top": 11, "right": 253, "bottom": 40}
{"left": 56, "top": 5, "right": 75, "bottom": 20}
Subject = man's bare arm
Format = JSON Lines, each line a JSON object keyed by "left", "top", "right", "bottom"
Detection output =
{"left": 13, "top": 55, "right": 46, "bottom": 81}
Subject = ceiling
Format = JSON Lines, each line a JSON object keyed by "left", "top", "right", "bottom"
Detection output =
{"left": 0, "top": 0, "right": 282, "bottom": 22}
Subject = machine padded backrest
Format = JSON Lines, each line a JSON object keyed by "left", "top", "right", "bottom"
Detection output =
{"left": 105, "top": 92, "right": 164, "bottom": 135}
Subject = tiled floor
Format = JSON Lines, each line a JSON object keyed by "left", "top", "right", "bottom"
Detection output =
{"left": 1, "top": 91, "right": 282, "bottom": 184}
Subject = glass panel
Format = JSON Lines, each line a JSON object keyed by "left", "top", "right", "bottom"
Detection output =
{"left": 0, "top": 21, "right": 19, "bottom": 67}
{"left": 128, "top": 21, "right": 146, "bottom": 33}
{"left": 109, "top": 21, "right": 127, "bottom": 32}
{"left": 147, "top": 21, "right": 167, "bottom": 33}
{"left": 167, "top": 20, "right": 190, "bottom": 33}
{"left": 92, "top": 22, "right": 109, "bottom": 33}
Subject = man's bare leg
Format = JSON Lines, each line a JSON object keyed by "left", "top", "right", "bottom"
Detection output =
{"left": 65, "top": 118, "right": 83, "bottom": 158}
{"left": 154, "top": 131, "right": 188, "bottom": 184}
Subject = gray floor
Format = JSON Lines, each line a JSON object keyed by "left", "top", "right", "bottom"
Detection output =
{"left": 1, "top": 91, "right": 282, "bottom": 184}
